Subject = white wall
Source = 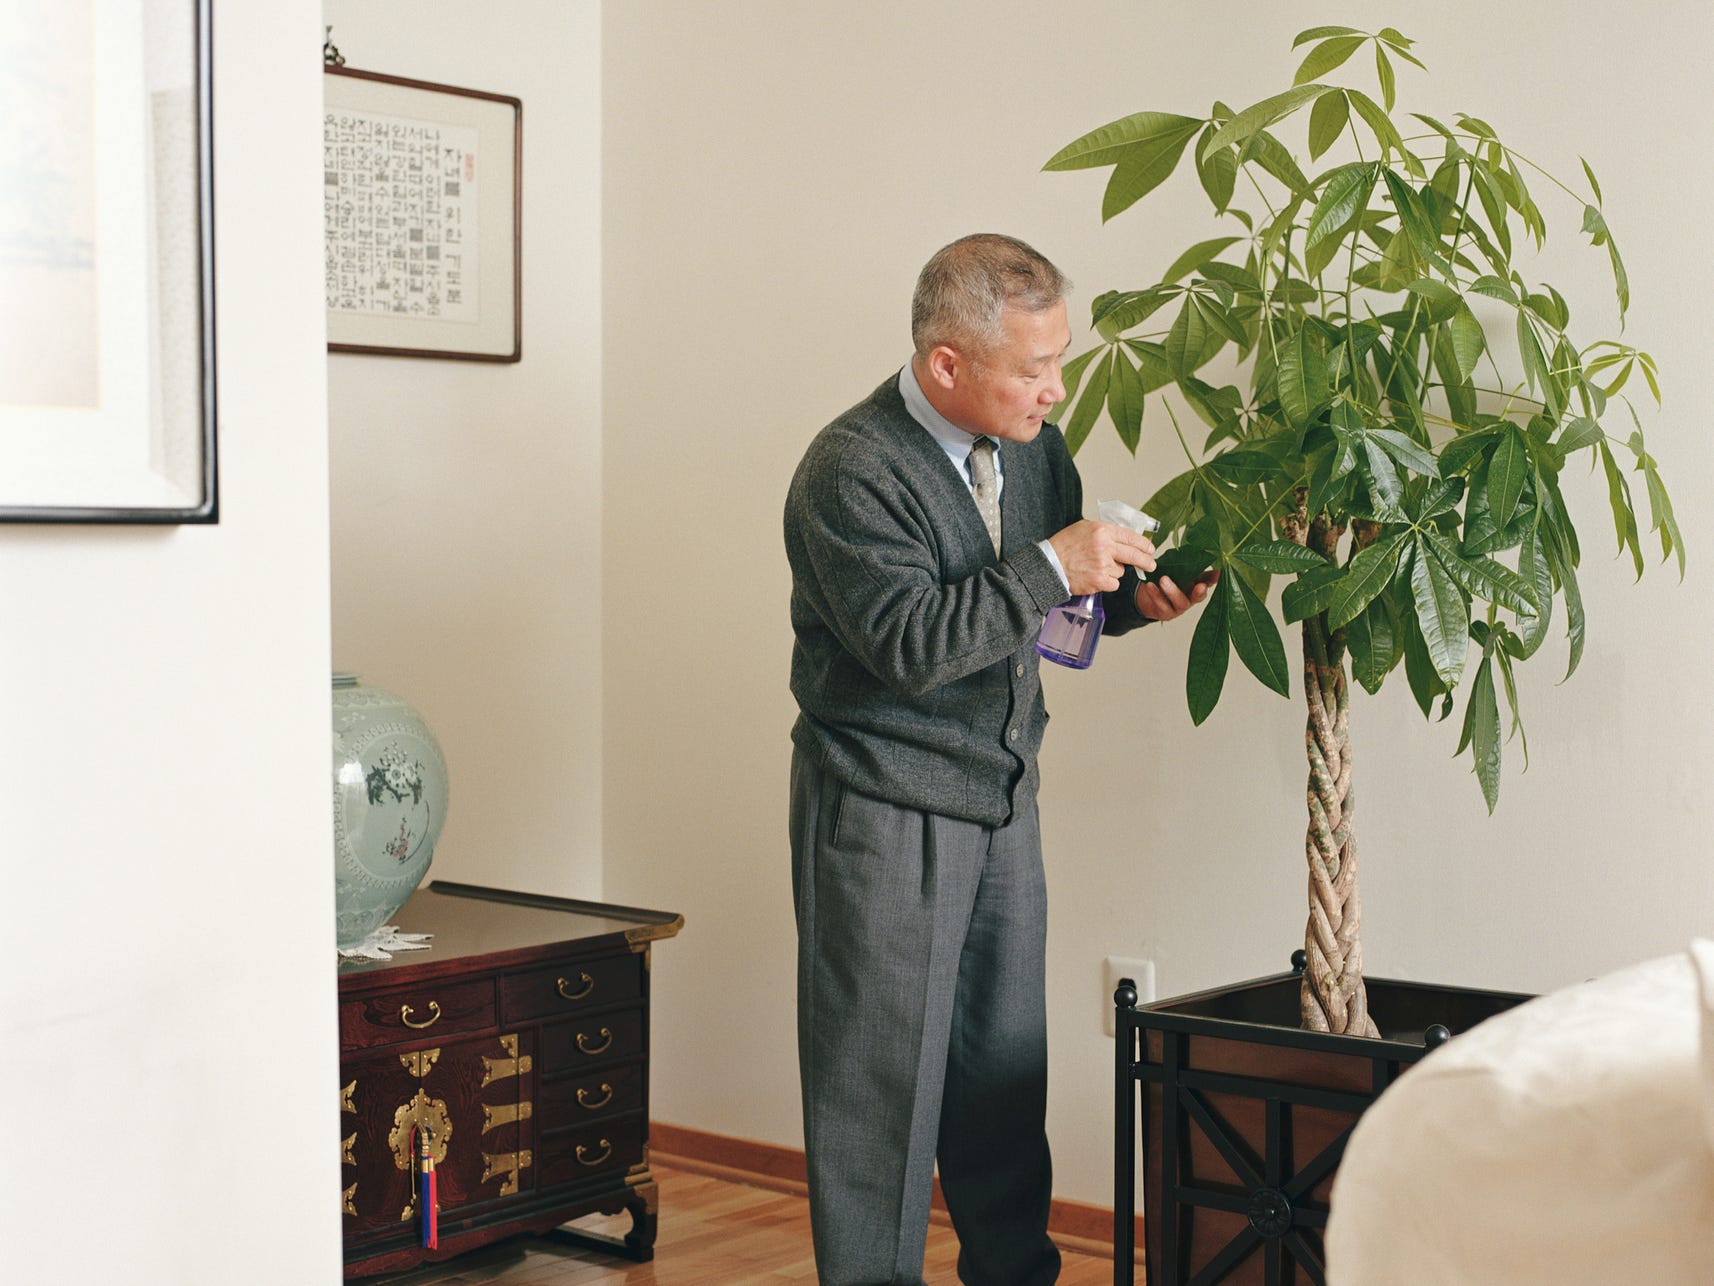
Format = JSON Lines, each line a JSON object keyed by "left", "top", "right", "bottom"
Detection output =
{"left": 0, "top": 4, "right": 339, "bottom": 1281}
{"left": 323, "top": 1, "right": 606, "bottom": 899}
{"left": 602, "top": 0, "right": 1714, "bottom": 1204}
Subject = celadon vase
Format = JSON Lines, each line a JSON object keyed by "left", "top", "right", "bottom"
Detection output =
{"left": 331, "top": 673, "right": 449, "bottom": 948}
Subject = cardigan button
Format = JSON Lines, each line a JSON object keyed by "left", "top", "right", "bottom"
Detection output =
{"left": 1015, "top": 664, "right": 1025, "bottom": 677}
{"left": 1009, "top": 728, "right": 1020, "bottom": 742}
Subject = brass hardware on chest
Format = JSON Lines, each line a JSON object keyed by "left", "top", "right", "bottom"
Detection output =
{"left": 400, "top": 1047, "right": 441, "bottom": 1078}
{"left": 481, "top": 1032, "right": 533, "bottom": 1087}
{"left": 576, "top": 1027, "right": 614, "bottom": 1056}
{"left": 341, "top": 1080, "right": 356, "bottom": 1114}
{"left": 482, "top": 1100, "right": 534, "bottom": 1133}
{"left": 556, "top": 972, "right": 595, "bottom": 1000}
{"left": 342, "top": 1182, "right": 358, "bottom": 1217}
{"left": 341, "top": 1132, "right": 357, "bottom": 1166}
{"left": 388, "top": 1090, "right": 452, "bottom": 1170}
{"left": 400, "top": 1000, "right": 442, "bottom": 1029}
{"left": 577, "top": 1139, "right": 613, "bottom": 1167}
{"left": 577, "top": 1082, "right": 614, "bottom": 1110}
{"left": 481, "top": 1147, "right": 534, "bottom": 1196}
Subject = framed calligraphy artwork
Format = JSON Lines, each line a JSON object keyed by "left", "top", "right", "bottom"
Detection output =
{"left": 323, "top": 67, "right": 522, "bottom": 362}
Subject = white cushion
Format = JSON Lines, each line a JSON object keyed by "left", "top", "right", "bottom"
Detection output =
{"left": 1326, "top": 946, "right": 1714, "bottom": 1285}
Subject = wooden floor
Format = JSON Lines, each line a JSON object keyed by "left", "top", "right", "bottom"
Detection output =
{"left": 370, "top": 1163, "right": 1117, "bottom": 1285}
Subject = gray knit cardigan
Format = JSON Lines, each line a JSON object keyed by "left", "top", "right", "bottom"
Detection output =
{"left": 784, "top": 376, "right": 1149, "bottom": 827}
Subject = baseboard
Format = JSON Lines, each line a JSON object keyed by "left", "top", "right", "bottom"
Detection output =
{"left": 650, "top": 1122, "right": 1143, "bottom": 1263}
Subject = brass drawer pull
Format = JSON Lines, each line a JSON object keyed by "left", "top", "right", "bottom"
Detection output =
{"left": 556, "top": 973, "right": 595, "bottom": 1001}
{"left": 400, "top": 1001, "right": 442, "bottom": 1030}
{"left": 576, "top": 1083, "right": 614, "bottom": 1110}
{"left": 576, "top": 1139, "right": 612, "bottom": 1167}
{"left": 575, "top": 1027, "right": 613, "bottom": 1056}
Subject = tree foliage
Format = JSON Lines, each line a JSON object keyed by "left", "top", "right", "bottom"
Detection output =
{"left": 1045, "top": 24, "right": 1680, "bottom": 811}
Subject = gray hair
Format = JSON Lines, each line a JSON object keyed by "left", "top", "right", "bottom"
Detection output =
{"left": 911, "top": 233, "right": 1070, "bottom": 359}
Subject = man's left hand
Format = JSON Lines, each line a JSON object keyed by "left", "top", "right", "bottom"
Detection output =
{"left": 1137, "top": 570, "right": 1220, "bottom": 622}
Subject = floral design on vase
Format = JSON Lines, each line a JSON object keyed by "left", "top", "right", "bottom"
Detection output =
{"left": 332, "top": 674, "right": 449, "bottom": 948}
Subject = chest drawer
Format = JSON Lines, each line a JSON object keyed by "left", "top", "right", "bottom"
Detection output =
{"left": 539, "top": 1061, "right": 644, "bottom": 1126}
{"left": 537, "top": 1113, "right": 646, "bottom": 1191}
{"left": 500, "top": 952, "right": 643, "bottom": 1024}
{"left": 540, "top": 1007, "right": 643, "bottom": 1072}
{"left": 339, "top": 977, "right": 497, "bottom": 1052}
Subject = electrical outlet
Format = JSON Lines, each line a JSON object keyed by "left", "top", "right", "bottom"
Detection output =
{"left": 1102, "top": 955, "right": 1156, "bottom": 1037}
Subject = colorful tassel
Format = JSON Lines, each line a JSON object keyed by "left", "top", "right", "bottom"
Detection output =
{"left": 415, "top": 1127, "right": 438, "bottom": 1249}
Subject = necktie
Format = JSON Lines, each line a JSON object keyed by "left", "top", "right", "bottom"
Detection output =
{"left": 968, "top": 437, "right": 1001, "bottom": 555}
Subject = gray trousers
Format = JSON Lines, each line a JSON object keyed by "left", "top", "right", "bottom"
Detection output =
{"left": 791, "top": 748, "right": 1061, "bottom": 1286}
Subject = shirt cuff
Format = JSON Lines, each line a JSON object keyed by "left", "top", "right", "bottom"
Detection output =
{"left": 1037, "top": 539, "right": 1069, "bottom": 595}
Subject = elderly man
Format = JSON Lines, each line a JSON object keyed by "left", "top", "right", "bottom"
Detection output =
{"left": 784, "top": 233, "right": 1215, "bottom": 1285}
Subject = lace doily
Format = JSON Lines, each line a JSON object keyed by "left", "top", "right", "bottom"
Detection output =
{"left": 338, "top": 924, "right": 434, "bottom": 961}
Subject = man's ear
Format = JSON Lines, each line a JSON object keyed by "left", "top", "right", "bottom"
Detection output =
{"left": 923, "top": 344, "right": 962, "bottom": 391}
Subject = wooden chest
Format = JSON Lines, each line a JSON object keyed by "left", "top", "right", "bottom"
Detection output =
{"left": 337, "top": 881, "right": 682, "bottom": 1277}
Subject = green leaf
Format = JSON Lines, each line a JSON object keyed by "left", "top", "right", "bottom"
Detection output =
{"left": 1447, "top": 305, "right": 1485, "bottom": 381}
{"left": 1159, "top": 238, "right": 1244, "bottom": 287}
{"left": 1360, "top": 435, "right": 1406, "bottom": 518}
{"left": 1043, "top": 111, "right": 1204, "bottom": 171}
{"left": 1293, "top": 25, "right": 1365, "bottom": 47}
{"left": 1308, "top": 90, "right": 1351, "bottom": 161}
{"left": 1092, "top": 286, "right": 1177, "bottom": 340}
{"left": 1423, "top": 530, "right": 1540, "bottom": 615}
{"left": 1415, "top": 476, "right": 1465, "bottom": 521}
{"left": 1462, "top": 653, "right": 1503, "bottom": 812}
{"left": 1347, "top": 599, "right": 1398, "bottom": 694}
{"left": 1597, "top": 438, "right": 1644, "bottom": 576}
{"left": 1638, "top": 448, "right": 1686, "bottom": 578}
{"left": 1382, "top": 169, "right": 1437, "bottom": 258}
{"left": 1306, "top": 162, "right": 1376, "bottom": 250}
{"left": 1293, "top": 35, "right": 1366, "bottom": 86}
{"left": 1437, "top": 428, "right": 1496, "bottom": 477}
{"left": 1233, "top": 540, "right": 1329, "bottom": 573}
{"left": 1370, "top": 427, "right": 1439, "bottom": 477}
{"left": 1164, "top": 295, "right": 1211, "bottom": 376}
{"left": 1196, "top": 125, "right": 1237, "bottom": 212}
{"left": 1409, "top": 537, "right": 1470, "bottom": 686}
{"left": 1243, "top": 129, "right": 1312, "bottom": 196}
{"left": 1202, "top": 84, "right": 1335, "bottom": 161}
{"left": 1106, "top": 347, "right": 1146, "bottom": 454}
{"left": 1281, "top": 563, "right": 1346, "bottom": 623}
{"left": 1276, "top": 329, "right": 1329, "bottom": 431}
{"left": 1515, "top": 311, "right": 1552, "bottom": 403}
{"left": 1186, "top": 573, "right": 1230, "bottom": 725}
{"left": 1556, "top": 416, "right": 1603, "bottom": 454}
{"left": 1375, "top": 43, "right": 1397, "bottom": 111}
{"left": 1225, "top": 570, "right": 1291, "bottom": 696}
{"left": 1513, "top": 525, "right": 1553, "bottom": 659}
{"left": 1140, "top": 468, "right": 1197, "bottom": 531}
{"left": 1102, "top": 122, "right": 1204, "bottom": 221}
{"left": 1206, "top": 448, "right": 1280, "bottom": 485}
{"left": 1062, "top": 349, "right": 1113, "bottom": 455}
{"left": 1580, "top": 156, "right": 1603, "bottom": 204}
{"left": 1347, "top": 89, "right": 1416, "bottom": 170}
{"left": 1403, "top": 610, "right": 1449, "bottom": 718}
{"left": 1487, "top": 425, "right": 1529, "bottom": 530}
{"left": 1327, "top": 531, "right": 1409, "bottom": 629}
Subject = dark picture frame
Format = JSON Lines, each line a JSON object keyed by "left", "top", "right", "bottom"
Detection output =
{"left": 0, "top": 0, "right": 218, "bottom": 524}
{"left": 323, "top": 67, "right": 522, "bottom": 363}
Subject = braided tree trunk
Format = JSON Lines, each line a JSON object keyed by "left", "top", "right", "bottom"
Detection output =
{"left": 1285, "top": 502, "right": 1380, "bottom": 1037}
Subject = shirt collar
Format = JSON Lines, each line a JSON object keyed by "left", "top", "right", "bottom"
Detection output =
{"left": 898, "top": 361, "right": 992, "bottom": 465}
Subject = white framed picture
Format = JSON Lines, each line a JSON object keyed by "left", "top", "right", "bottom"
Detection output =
{"left": 0, "top": 0, "right": 217, "bottom": 523}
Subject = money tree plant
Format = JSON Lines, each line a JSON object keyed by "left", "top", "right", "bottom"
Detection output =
{"left": 1045, "top": 24, "right": 1681, "bottom": 1036}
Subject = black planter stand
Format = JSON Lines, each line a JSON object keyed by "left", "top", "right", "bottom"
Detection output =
{"left": 1113, "top": 955, "right": 1530, "bottom": 1286}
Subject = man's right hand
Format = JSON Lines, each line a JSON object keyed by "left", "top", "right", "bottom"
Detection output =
{"left": 1047, "top": 520, "right": 1156, "bottom": 595}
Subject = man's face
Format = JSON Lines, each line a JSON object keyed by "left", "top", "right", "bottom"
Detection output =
{"left": 939, "top": 301, "right": 1072, "bottom": 445}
